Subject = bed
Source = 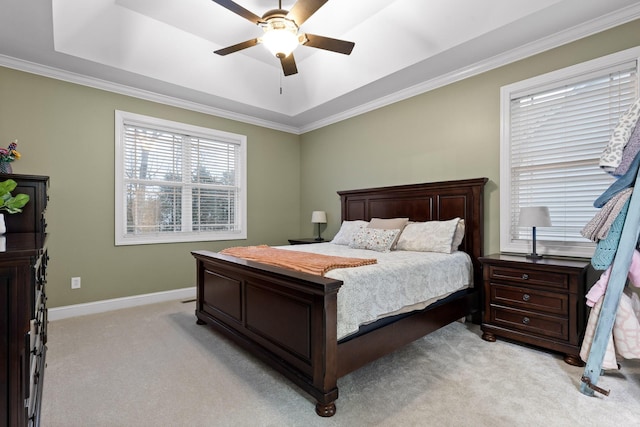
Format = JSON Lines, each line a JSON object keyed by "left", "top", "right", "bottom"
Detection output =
{"left": 192, "top": 177, "right": 487, "bottom": 416}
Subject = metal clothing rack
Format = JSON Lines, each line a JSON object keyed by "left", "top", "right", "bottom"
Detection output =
{"left": 580, "top": 166, "right": 640, "bottom": 396}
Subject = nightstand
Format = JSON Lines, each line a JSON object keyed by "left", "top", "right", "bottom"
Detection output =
{"left": 479, "top": 253, "right": 589, "bottom": 366}
{"left": 288, "top": 238, "right": 326, "bottom": 245}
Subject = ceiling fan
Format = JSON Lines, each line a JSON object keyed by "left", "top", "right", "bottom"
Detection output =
{"left": 211, "top": 0, "right": 355, "bottom": 76}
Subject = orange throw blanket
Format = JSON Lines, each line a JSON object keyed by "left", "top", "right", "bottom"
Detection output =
{"left": 219, "top": 245, "right": 377, "bottom": 276}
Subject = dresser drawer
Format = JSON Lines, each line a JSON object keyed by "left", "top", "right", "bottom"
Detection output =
{"left": 490, "top": 305, "right": 568, "bottom": 341}
{"left": 488, "top": 265, "right": 569, "bottom": 290}
{"left": 490, "top": 284, "right": 568, "bottom": 316}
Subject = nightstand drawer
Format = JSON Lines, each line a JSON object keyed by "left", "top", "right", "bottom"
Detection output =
{"left": 490, "top": 306, "right": 568, "bottom": 341}
{"left": 488, "top": 265, "right": 568, "bottom": 290}
{"left": 490, "top": 284, "right": 568, "bottom": 316}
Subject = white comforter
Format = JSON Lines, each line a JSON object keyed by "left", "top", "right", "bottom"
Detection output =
{"left": 278, "top": 243, "right": 473, "bottom": 340}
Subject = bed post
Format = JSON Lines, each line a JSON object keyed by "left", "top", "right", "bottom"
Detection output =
{"left": 313, "top": 289, "right": 339, "bottom": 416}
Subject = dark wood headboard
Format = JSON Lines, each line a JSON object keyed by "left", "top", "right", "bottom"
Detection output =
{"left": 337, "top": 178, "right": 488, "bottom": 283}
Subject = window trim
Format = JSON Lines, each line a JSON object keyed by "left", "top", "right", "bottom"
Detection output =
{"left": 115, "top": 110, "right": 247, "bottom": 246}
{"left": 500, "top": 46, "right": 640, "bottom": 258}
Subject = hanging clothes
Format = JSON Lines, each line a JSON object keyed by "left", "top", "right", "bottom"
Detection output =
{"left": 590, "top": 199, "right": 630, "bottom": 270}
{"left": 586, "top": 250, "right": 640, "bottom": 306}
{"left": 581, "top": 188, "right": 632, "bottom": 242}
{"left": 581, "top": 249, "right": 640, "bottom": 368}
{"left": 614, "top": 121, "right": 640, "bottom": 176}
{"left": 600, "top": 97, "right": 640, "bottom": 173}
{"left": 580, "top": 97, "right": 640, "bottom": 396}
{"left": 580, "top": 288, "right": 640, "bottom": 370}
{"left": 587, "top": 119, "right": 640, "bottom": 271}
{"left": 594, "top": 152, "right": 640, "bottom": 208}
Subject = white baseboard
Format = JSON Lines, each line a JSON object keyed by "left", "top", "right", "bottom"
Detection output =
{"left": 48, "top": 287, "right": 197, "bottom": 321}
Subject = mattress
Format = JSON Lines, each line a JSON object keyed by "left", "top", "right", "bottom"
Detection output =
{"left": 278, "top": 243, "right": 473, "bottom": 339}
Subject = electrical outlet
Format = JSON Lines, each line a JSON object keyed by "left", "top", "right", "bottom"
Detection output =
{"left": 71, "top": 277, "right": 81, "bottom": 289}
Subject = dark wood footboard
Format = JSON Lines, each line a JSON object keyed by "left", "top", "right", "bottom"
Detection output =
{"left": 192, "top": 251, "right": 343, "bottom": 415}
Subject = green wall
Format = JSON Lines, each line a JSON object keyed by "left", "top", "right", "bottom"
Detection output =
{"left": 299, "top": 19, "right": 640, "bottom": 255}
{"left": 1, "top": 18, "right": 639, "bottom": 308}
{"left": 0, "top": 68, "right": 301, "bottom": 308}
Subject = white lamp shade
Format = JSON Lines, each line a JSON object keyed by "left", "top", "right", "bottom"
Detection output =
{"left": 260, "top": 17, "right": 300, "bottom": 58}
{"left": 518, "top": 206, "right": 551, "bottom": 227}
{"left": 261, "top": 29, "right": 299, "bottom": 57}
{"left": 311, "top": 211, "right": 327, "bottom": 224}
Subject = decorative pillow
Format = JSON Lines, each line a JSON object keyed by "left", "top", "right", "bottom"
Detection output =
{"left": 396, "top": 218, "right": 461, "bottom": 253}
{"left": 331, "top": 220, "right": 369, "bottom": 245}
{"left": 451, "top": 219, "right": 465, "bottom": 252}
{"left": 367, "top": 217, "right": 409, "bottom": 249}
{"left": 349, "top": 228, "right": 400, "bottom": 252}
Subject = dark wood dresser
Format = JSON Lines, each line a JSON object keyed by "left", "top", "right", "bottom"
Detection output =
{"left": 479, "top": 253, "right": 589, "bottom": 366}
{"left": 0, "top": 174, "right": 49, "bottom": 427}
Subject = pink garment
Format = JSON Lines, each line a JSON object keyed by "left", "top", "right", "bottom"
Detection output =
{"left": 580, "top": 288, "right": 640, "bottom": 369}
{"left": 586, "top": 249, "right": 640, "bottom": 307}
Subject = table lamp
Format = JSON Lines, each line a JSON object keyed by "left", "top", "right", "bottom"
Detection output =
{"left": 311, "top": 211, "right": 327, "bottom": 241}
{"left": 519, "top": 206, "right": 551, "bottom": 259}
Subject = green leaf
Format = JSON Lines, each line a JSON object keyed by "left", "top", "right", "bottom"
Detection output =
{"left": 0, "top": 179, "right": 17, "bottom": 197}
{"left": 0, "top": 179, "right": 29, "bottom": 214}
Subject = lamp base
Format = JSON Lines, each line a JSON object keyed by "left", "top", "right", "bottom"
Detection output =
{"left": 315, "top": 223, "right": 324, "bottom": 242}
{"left": 526, "top": 253, "right": 544, "bottom": 260}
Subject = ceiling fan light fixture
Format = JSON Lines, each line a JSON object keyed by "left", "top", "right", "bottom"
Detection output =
{"left": 260, "top": 17, "right": 299, "bottom": 58}
{"left": 211, "top": 0, "right": 354, "bottom": 76}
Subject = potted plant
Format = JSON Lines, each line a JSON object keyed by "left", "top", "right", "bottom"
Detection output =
{"left": 0, "top": 140, "right": 21, "bottom": 174}
{"left": 0, "top": 179, "right": 30, "bottom": 234}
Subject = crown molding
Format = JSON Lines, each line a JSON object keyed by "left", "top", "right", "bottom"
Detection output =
{"left": 0, "top": 54, "right": 300, "bottom": 134}
{"left": 300, "top": 3, "right": 640, "bottom": 133}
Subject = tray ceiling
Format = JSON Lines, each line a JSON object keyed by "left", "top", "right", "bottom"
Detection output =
{"left": 1, "top": 0, "right": 639, "bottom": 133}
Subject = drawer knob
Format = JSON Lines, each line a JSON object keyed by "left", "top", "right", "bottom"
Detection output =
{"left": 522, "top": 273, "right": 529, "bottom": 280}
{"left": 522, "top": 317, "right": 530, "bottom": 325}
{"left": 522, "top": 294, "right": 531, "bottom": 302}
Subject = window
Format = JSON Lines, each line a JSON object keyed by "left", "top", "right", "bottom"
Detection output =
{"left": 501, "top": 47, "right": 640, "bottom": 258}
{"left": 115, "top": 111, "right": 247, "bottom": 245}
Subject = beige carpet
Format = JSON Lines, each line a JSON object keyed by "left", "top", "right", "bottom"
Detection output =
{"left": 41, "top": 299, "right": 640, "bottom": 426}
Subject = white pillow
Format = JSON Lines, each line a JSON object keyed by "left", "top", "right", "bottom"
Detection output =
{"left": 331, "top": 220, "right": 369, "bottom": 245}
{"left": 367, "top": 217, "right": 409, "bottom": 231}
{"left": 367, "top": 217, "right": 409, "bottom": 249}
{"left": 349, "top": 228, "right": 400, "bottom": 252}
{"left": 396, "top": 218, "right": 461, "bottom": 253}
{"left": 451, "top": 219, "right": 465, "bottom": 252}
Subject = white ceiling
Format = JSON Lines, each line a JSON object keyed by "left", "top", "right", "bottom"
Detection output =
{"left": 1, "top": 0, "right": 640, "bottom": 134}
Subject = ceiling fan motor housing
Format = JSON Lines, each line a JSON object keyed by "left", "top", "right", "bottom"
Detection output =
{"left": 261, "top": 9, "right": 289, "bottom": 20}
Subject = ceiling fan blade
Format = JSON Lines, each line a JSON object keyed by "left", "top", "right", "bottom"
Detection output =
{"left": 280, "top": 54, "right": 298, "bottom": 76}
{"left": 303, "top": 33, "right": 354, "bottom": 55}
{"left": 214, "top": 38, "right": 259, "bottom": 56}
{"left": 211, "top": 0, "right": 262, "bottom": 24}
{"left": 287, "top": 0, "right": 328, "bottom": 26}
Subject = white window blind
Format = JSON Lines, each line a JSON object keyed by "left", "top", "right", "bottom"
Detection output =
{"left": 115, "top": 111, "right": 247, "bottom": 245}
{"left": 501, "top": 48, "right": 640, "bottom": 258}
